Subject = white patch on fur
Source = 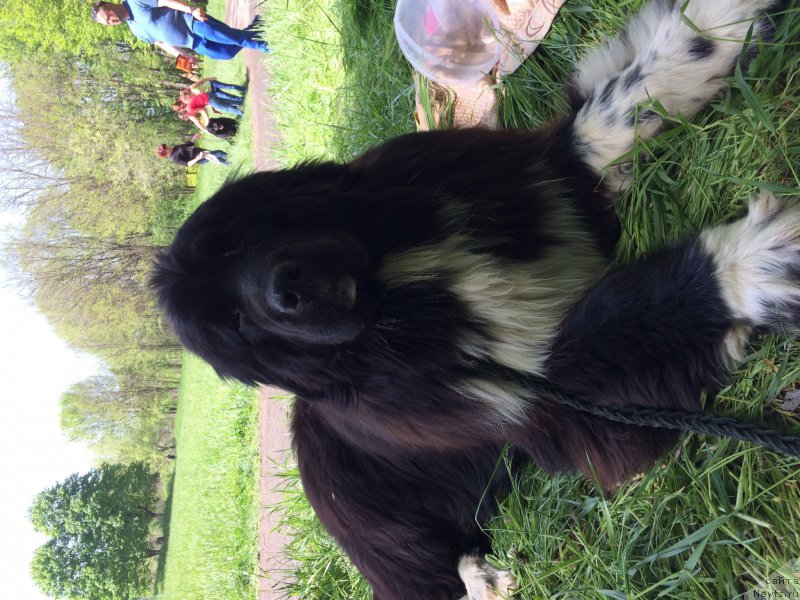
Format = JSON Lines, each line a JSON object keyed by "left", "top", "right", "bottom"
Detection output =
{"left": 378, "top": 194, "right": 608, "bottom": 423}
{"left": 458, "top": 554, "right": 516, "bottom": 600}
{"left": 456, "top": 378, "right": 531, "bottom": 424}
{"left": 701, "top": 191, "right": 800, "bottom": 363}
{"left": 573, "top": 0, "right": 778, "bottom": 189}
{"left": 722, "top": 323, "right": 751, "bottom": 365}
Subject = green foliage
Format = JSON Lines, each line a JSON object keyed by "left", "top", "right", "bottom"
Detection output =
{"left": 29, "top": 462, "right": 159, "bottom": 600}
{"left": 7, "top": 52, "right": 191, "bottom": 239}
{"left": 2, "top": 26, "right": 194, "bottom": 390}
{"left": 60, "top": 370, "right": 179, "bottom": 465}
{"left": 0, "top": 0, "right": 254, "bottom": 595}
{"left": 0, "top": 0, "right": 134, "bottom": 61}
{"left": 0, "top": 1, "right": 212, "bottom": 472}
{"left": 5, "top": 211, "right": 183, "bottom": 409}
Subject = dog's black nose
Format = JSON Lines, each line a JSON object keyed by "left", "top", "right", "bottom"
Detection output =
{"left": 267, "top": 258, "right": 358, "bottom": 315}
{"left": 269, "top": 260, "right": 305, "bottom": 312}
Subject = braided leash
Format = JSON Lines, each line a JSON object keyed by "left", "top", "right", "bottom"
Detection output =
{"left": 519, "top": 377, "right": 800, "bottom": 460}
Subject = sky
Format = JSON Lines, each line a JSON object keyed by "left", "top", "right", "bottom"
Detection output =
{"left": 0, "top": 76, "right": 101, "bottom": 599}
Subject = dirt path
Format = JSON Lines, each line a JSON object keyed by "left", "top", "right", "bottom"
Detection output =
{"left": 224, "top": 2, "right": 296, "bottom": 599}
{"left": 226, "top": 0, "right": 282, "bottom": 171}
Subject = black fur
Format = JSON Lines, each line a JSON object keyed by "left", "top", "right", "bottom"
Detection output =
{"left": 689, "top": 36, "right": 716, "bottom": 59}
{"left": 150, "top": 2, "right": 788, "bottom": 598}
{"left": 150, "top": 126, "right": 744, "bottom": 598}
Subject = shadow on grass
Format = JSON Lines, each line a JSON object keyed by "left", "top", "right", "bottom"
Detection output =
{"left": 153, "top": 468, "right": 177, "bottom": 592}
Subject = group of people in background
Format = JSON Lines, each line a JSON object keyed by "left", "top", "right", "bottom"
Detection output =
{"left": 91, "top": 0, "right": 268, "bottom": 168}
{"left": 163, "top": 76, "right": 246, "bottom": 166}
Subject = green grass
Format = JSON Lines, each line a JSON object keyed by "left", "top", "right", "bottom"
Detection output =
{"left": 155, "top": 353, "right": 260, "bottom": 600}
{"left": 261, "top": 0, "right": 346, "bottom": 163}
{"left": 152, "top": 2, "right": 260, "bottom": 597}
{"left": 263, "top": 0, "right": 415, "bottom": 164}
{"left": 260, "top": 0, "right": 800, "bottom": 598}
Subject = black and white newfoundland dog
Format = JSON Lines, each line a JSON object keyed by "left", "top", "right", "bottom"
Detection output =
{"left": 152, "top": 1, "right": 795, "bottom": 598}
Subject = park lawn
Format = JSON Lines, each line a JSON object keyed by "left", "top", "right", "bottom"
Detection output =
{"left": 263, "top": 1, "right": 800, "bottom": 598}
{"left": 153, "top": 1, "right": 260, "bottom": 598}
{"left": 155, "top": 353, "right": 260, "bottom": 600}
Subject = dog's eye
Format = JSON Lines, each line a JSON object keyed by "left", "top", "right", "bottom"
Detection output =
{"left": 230, "top": 310, "right": 242, "bottom": 331}
{"left": 223, "top": 232, "right": 247, "bottom": 257}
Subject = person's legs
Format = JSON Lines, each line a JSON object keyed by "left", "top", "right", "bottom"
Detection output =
{"left": 211, "top": 89, "right": 244, "bottom": 104}
{"left": 192, "top": 16, "right": 269, "bottom": 52}
{"left": 191, "top": 37, "right": 243, "bottom": 60}
{"left": 210, "top": 80, "right": 246, "bottom": 95}
{"left": 207, "top": 92, "right": 244, "bottom": 117}
{"left": 211, "top": 150, "right": 230, "bottom": 165}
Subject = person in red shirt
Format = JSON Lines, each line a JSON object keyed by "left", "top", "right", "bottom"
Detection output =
{"left": 171, "top": 96, "right": 239, "bottom": 139}
{"left": 180, "top": 76, "right": 244, "bottom": 117}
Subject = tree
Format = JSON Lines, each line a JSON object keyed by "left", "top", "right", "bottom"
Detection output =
{"left": 0, "top": 0, "right": 133, "bottom": 61}
{"left": 3, "top": 206, "right": 182, "bottom": 358}
{"left": 60, "top": 372, "right": 178, "bottom": 464}
{"left": 0, "top": 0, "right": 193, "bottom": 504}
{"left": 29, "top": 463, "right": 159, "bottom": 600}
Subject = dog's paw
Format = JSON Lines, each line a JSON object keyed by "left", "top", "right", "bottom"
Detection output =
{"left": 571, "top": 0, "right": 782, "bottom": 190}
{"left": 458, "top": 554, "right": 516, "bottom": 600}
{"left": 701, "top": 191, "right": 800, "bottom": 358}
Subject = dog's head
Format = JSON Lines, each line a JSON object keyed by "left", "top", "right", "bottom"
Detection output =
{"left": 151, "top": 130, "right": 606, "bottom": 410}
{"left": 157, "top": 156, "right": 477, "bottom": 389}
{"left": 150, "top": 164, "right": 396, "bottom": 388}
